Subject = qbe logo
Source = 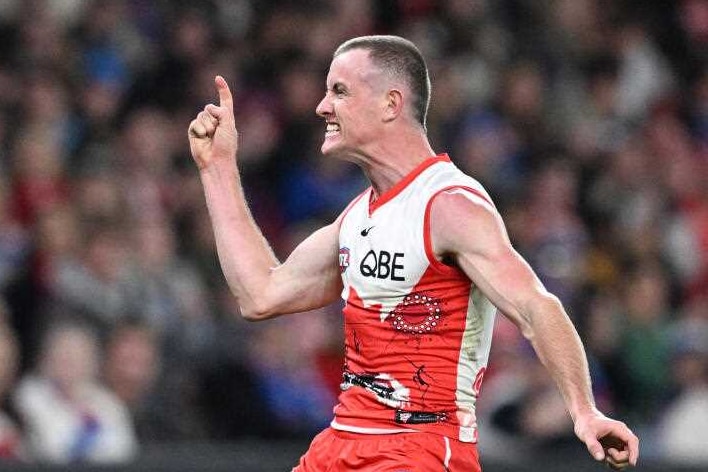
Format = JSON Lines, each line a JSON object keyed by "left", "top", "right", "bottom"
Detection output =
{"left": 339, "top": 247, "right": 351, "bottom": 273}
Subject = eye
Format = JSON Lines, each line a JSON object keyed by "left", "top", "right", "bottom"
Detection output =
{"left": 333, "top": 84, "right": 347, "bottom": 97}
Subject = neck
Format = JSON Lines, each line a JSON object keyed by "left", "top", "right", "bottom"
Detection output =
{"left": 357, "top": 126, "right": 436, "bottom": 197}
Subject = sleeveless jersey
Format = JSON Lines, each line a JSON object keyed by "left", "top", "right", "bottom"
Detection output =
{"left": 332, "top": 154, "right": 498, "bottom": 443}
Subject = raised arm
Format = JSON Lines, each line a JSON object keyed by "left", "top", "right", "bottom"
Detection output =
{"left": 429, "top": 190, "right": 639, "bottom": 470}
{"left": 188, "top": 76, "right": 342, "bottom": 320}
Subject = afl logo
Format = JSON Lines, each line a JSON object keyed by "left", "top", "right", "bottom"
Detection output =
{"left": 339, "top": 247, "right": 351, "bottom": 273}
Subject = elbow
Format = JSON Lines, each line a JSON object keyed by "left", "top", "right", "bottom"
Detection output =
{"left": 532, "top": 291, "right": 563, "bottom": 314}
{"left": 238, "top": 299, "right": 278, "bottom": 322}
{"left": 239, "top": 306, "right": 270, "bottom": 322}
{"left": 518, "top": 291, "right": 564, "bottom": 339}
{"left": 239, "top": 310, "right": 264, "bottom": 322}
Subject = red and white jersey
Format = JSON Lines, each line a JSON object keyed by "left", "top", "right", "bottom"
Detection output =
{"left": 332, "top": 154, "right": 498, "bottom": 443}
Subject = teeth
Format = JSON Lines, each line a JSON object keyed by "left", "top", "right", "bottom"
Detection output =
{"left": 326, "top": 123, "right": 340, "bottom": 132}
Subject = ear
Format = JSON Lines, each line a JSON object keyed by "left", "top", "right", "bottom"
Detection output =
{"left": 382, "top": 89, "right": 404, "bottom": 123}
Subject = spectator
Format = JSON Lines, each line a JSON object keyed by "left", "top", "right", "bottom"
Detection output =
{"left": 0, "top": 300, "right": 24, "bottom": 461}
{"left": 102, "top": 319, "right": 173, "bottom": 442}
{"left": 0, "top": 177, "right": 29, "bottom": 292}
{"left": 613, "top": 261, "right": 674, "bottom": 424}
{"left": 51, "top": 224, "right": 143, "bottom": 335}
{"left": 126, "top": 221, "right": 216, "bottom": 440}
{"left": 8, "top": 125, "right": 70, "bottom": 228}
{"left": 12, "top": 320, "right": 137, "bottom": 464}
{"left": 657, "top": 297, "right": 708, "bottom": 465}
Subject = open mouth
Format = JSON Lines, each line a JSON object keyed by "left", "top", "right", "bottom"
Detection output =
{"left": 325, "top": 122, "right": 341, "bottom": 137}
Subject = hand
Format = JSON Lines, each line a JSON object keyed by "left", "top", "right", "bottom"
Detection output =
{"left": 574, "top": 410, "right": 639, "bottom": 470}
{"left": 188, "top": 75, "right": 238, "bottom": 170}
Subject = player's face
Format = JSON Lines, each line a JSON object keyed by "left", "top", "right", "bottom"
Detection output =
{"left": 316, "top": 49, "right": 388, "bottom": 160}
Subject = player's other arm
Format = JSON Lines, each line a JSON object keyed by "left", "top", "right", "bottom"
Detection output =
{"left": 189, "top": 76, "right": 342, "bottom": 320}
{"left": 429, "top": 190, "right": 638, "bottom": 470}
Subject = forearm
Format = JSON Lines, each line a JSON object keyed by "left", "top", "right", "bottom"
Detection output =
{"left": 524, "top": 294, "right": 598, "bottom": 422}
{"left": 199, "top": 158, "right": 280, "bottom": 317}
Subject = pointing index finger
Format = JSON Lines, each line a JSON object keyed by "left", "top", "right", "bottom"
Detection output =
{"left": 215, "top": 75, "right": 233, "bottom": 110}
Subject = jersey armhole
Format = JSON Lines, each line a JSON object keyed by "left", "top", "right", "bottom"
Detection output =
{"left": 423, "top": 185, "right": 496, "bottom": 274}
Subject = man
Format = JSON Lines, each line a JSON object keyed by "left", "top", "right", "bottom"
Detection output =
{"left": 188, "top": 35, "right": 639, "bottom": 471}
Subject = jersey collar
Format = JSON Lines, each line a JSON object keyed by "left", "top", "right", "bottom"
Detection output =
{"left": 369, "top": 153, "right": 451, "bottom": 215}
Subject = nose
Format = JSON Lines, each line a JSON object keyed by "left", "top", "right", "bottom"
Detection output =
{"left": 316, "top": 93, "right": 331, "bottom": 118}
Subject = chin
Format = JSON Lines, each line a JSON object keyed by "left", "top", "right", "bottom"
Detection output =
{"left": 321, "top": 143, "right": 364, "bottom": 166}
{"left": 320, "top": 139, "right": 341, "bottom": 157}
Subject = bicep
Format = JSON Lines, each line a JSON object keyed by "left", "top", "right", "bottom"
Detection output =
{"left": 259, "top": 222, "right": 343, "bottom": 318}
{"left": 430, "top": 192, "right": 551, "bottom": 331}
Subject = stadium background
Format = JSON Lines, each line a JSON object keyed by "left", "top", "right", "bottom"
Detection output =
{"left": 0, "top": 0, "right": 705, "bottom": 470}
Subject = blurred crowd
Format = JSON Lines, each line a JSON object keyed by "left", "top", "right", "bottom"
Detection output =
{"left": 0, "top": 0, "right": 705, "bottom": 466}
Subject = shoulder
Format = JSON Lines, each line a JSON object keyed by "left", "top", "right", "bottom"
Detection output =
{"left": 428, "top": 187, "right": 508, "bottom": 255}
{"left": 422, "top": 160, "right": 496, "bottom": 211}
{"left": 85, "top": 385, "right": 130, "bottom": 413}
{"left": 429, "top": 186, "right": 499, "bottom": 229}
{"left": 13, "top": 376, "right": 56, "bottom": 414}
{"left": 431, "top": 185, "right": 495, "bottom": 211}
